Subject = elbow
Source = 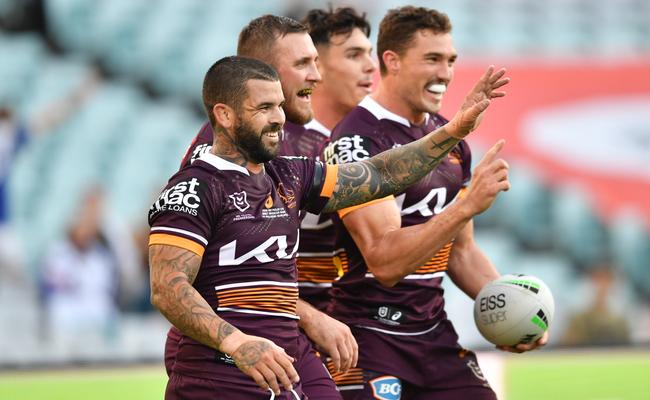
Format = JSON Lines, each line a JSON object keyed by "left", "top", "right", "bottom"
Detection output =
{"left": 368, "top": 264, "right": 400, "bottom": 288}
{"left": 149, "top": 282, "right": 167, "bottom": 311}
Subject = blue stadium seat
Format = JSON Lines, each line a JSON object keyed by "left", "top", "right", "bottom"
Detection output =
{"left": 610, "top": 211, "right": 650, "bottom": 299}
{"left": 551, "top": 185, "right": 609, "bottom": 267}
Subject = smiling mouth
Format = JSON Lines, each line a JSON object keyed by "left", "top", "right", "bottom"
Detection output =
{"left": 297, "top": 88, "right": 313, "bottom": 98}
{"left": 427, "top": 83, "right": 447, "bottom": 94}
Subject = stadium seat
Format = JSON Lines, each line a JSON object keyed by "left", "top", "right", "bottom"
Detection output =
{"left": 551, "top": 185, "right": 609, "bottom": 267}
{"left": 610, "top": 210, "right": 650, "bottom": 299}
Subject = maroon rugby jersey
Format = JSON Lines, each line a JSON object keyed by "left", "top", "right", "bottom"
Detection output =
{"left": 324, "top": 96, "right": 472, "bottom": 334}
{"left": 149, "top": 152, "right": 338, "bottom": 379}
{"left": 179, "top": 120, "right": 339, "bottom": 311}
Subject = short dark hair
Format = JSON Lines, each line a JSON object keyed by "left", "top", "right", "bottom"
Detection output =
{"left": 202, "top": 56, "right": 279, "bottom": 128}
{"left": 237, "top": 15, "right": 308, "bottom": 63}
{"left": 303, "top": 6, "right": 371, "bottom": 47}
{"left": 377, "top": 6, "right": 452, "bottom": 76}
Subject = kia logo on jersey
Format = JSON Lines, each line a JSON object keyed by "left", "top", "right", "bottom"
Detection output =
{"left": 229, "top": 191, "right": 250, "bottom": 212}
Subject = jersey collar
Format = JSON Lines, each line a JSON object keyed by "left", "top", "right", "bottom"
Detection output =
{"left": 198, "top": 152, "right": 250, "bottom": 176}
{"left": 358, "top": 96, "right": 429, "bottom": 127}
{"left": 303, "top": 118, "right": 331, "bottom": 137}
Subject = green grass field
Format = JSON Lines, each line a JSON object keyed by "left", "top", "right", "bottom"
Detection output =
{"left": 505, "top": 350, "right": 650, "bottom": 400}
{"left": 1, "top": 350, "right": 649, "bottom": 399}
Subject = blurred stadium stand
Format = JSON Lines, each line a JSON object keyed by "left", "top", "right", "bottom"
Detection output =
{"left": 0, "top": 0, "right": 649, "bottom": 366}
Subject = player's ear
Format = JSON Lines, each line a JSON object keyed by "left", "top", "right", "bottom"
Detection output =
{"left": 213, "top": 104, "right": 235, "bottom": 129}
{"left": 382, "top": 50, "right": 400, "bottom": 75}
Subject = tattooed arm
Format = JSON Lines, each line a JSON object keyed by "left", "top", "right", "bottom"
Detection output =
{"left": 149, "top": 244, "right": 299, "bottom": 395}
{"left": 322, "top": 66, "right": 509, "bottom": 213}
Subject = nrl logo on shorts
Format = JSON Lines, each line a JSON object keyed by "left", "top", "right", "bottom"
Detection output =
{"left": 229, "top": 191, "right": 250, "bottom": 212}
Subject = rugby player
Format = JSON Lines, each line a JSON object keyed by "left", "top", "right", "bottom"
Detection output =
{"left": 323, "top": 6, "right": 547, "bottom": 399}
{"left": 149, "top": 54, "right": 509, "bottom": 398}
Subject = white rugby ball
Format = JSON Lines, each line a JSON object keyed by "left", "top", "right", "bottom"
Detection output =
{"left": 474, "top": 274, "right": 554, "bottom": 346}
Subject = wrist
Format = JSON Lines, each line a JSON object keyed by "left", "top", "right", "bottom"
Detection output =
{"left": 454, "top": 198, "right": 477, "bottom": 221}
{"left": 218, "top": 329, "right": 246, "bottom": 355}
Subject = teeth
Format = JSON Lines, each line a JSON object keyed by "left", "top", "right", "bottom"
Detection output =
{"left": 297, "top": 88, "right": 313, "bottom": 96}
{"left": 427, "top": 83, "right": 446, "bottom": 94}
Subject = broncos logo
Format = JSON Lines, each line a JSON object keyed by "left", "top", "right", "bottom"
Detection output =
{"left": 277, "top": 183, "right": 296, "bottom": 209}
{"left": 229, "top": 191, "right": 250, "bottom": 212}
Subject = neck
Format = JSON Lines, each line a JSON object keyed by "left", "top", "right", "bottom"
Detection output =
{"left": 212, "top": 133, "right": 264, "bottom": 174}
{"left": 372, "top": 78, "right": 427, "bottom": 125}
{"left": 311, "top": 89, "right": 351, "bottom": 130}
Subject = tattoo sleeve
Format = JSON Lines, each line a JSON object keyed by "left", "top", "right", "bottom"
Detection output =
{"left": 149, "top": 244, "right": 237, "bottom": 351}
{"left": 322, "top": 127, "right": 460, "bottom": 212}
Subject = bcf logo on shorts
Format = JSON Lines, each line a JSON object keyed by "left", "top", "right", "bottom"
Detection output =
{"left": 370, "top": 376, "right": 401, "bottom": 400}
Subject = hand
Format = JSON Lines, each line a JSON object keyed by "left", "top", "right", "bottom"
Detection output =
{"left": 461, "top": 140, "right": 510, "bottom": 216}
{"left": 301, "top": 311, "right": 358, "bottom": 373}
{"left": 447, "top": 66, "right": 510, "bottom": 139}
{"left": 497, "top": 331, "right": 549, "bottom": 354}
{"left": 221, "top": 331, "right": 300, "bottom": 395}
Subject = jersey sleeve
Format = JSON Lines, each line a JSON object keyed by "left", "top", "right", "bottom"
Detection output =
{"left": 287, "top": 157, "right": 338, "bottom": 215}
{"left": 147, "top": 172, "right": 217, "bottom": 257}
{"left": 179, "top": 122, "right": 214, "bottom": 169}
{"left": 323, "top": 123, "right": 394, "bottom": 217}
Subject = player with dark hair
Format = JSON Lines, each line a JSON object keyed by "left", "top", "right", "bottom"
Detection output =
{"left": 172, "top": 12, "right": 375, "bottom": 378}
{"left": 295, "top": 6, "right": 375, "bottom": 314}
{"left": 149, "top": 54, "right": 509, "bottom": 399}
{"left": 323, "top": 6, "right": 547, "bottom": 399}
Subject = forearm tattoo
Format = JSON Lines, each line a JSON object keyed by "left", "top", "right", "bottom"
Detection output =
{"left": 323, "top": 129, "right": 459, "bottom": 212}
{"left": 149, "top": 245, "right": 237, "bottom": 350}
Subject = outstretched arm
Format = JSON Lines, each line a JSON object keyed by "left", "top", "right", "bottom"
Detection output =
{"left": 322, "top": 66, "right": 509, "bottom": 213}
{"left": 149, "top": 244, "right": 299, "bottom": 395}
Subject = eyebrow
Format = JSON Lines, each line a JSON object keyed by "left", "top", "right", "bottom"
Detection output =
{"left": 294, "top": 56, "right": 315, "bottom": 66}
{"left": 423, "top": 51, "right": 458, "bottom": 60}
{"left": 344, "top": 46, "right": 371, "bottom": 53}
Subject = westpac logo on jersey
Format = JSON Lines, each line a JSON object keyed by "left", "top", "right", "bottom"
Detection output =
{"left": 191, "top": 143, "right": 211, "bottom": 163}
{"left": 323, "top": 134, "right": 371, "bottom": 164}
{"left": 370, "top": 376, "right": 402, "bottom": 400}
{"left": 150, "top": 178, "right": 201, "bottom": 216}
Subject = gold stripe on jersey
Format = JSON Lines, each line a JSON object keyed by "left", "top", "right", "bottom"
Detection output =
{"left": 333, "top": 252, "right": 350, "bottom": 277}
{"left": 337, "top": 195, "right": 395, "bottom": 219}
{"left": 326, "top": 361, "right": 365, "bottom": 386}
{"left": 321, "top": 164, "right": 339, "bottom": 198}
{"left": 414, "top": 242, "right": 452, "bottom": 274}
{"left": 336, "top": 243, "right": 451, "bottom": 279}
{"left": 297, "top": 256, "right": 339, "bottom": 283}
{"left": 148, "top": 233, "right": 205, "bottom": 257}
{"left": 216, "top": 286, "right": 299, "bottom": 316}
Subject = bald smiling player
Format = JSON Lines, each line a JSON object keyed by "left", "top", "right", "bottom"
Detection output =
{"left": 167, "top": 10, "right": 375, "bottom": 384}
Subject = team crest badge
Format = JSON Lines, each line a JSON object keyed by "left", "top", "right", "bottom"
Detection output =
{"left": 229, "top": 191, "right": 250, "bottom": 212}
{"left": 370, "top": 376, "right": 401, "bottom": 400}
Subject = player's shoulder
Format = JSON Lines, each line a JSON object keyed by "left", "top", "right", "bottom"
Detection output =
{"left": 332, "top": 105, "right": 378, "bottom": 139}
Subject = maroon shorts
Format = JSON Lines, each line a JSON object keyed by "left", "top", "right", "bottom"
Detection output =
{"left": 164, "top": 326, "right": 182, "bottom": 376}
{"left": 165, "top": 330, "right": 341, "bottom": 399}
{"left": 331, "top": 320, "right": 496, "bottom": 400}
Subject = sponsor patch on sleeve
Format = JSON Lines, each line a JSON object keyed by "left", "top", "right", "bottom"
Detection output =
{"left": 149, "top": 177, "right": 204, "bottom": 218}
{"left": 323, "top": 134, "right": 372, "bottom": 164}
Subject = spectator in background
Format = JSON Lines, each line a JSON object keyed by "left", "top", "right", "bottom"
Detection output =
{"left": 40, "top": 188, "right": 119, "bottom": 342}
{"left": 562, "top": 263, "right": 631, "bottom": 347}
{"left": 0, "top": 69, "right": 100, "bottom": 286}
{"left": 0, "top": 106, "right": 29, "bottom": 284}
